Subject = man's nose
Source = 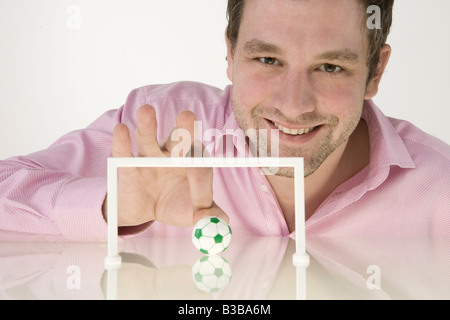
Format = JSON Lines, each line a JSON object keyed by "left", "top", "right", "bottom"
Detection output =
{"left": 272, "top": 70, "right": 316, "bottom": 119}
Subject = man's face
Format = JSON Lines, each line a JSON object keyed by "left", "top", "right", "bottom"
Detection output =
{"left": 226, "top": 0, "right": 375, "bottom": 177}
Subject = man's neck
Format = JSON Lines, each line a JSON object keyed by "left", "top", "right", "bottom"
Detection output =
{"left": 266, "top": 120, "right": 370, "bottom": 232}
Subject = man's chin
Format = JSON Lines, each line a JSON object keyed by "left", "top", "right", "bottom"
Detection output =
{"left": 261, "top": 166, "right": 295, "bottom": 178}
{"left": 260, "top": 157, "right": 325, "bottom": 178}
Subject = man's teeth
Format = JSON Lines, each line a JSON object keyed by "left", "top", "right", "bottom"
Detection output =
{"left": 273, "top": 122, "right": 316, "bottom": 136}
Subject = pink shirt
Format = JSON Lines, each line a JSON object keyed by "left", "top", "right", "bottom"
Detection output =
{"left": 0, "top": 81, "right": 449, "bottom": 241}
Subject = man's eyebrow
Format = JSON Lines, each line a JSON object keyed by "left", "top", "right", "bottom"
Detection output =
{"left": 316, "top": 49, "right": 359, "bottom": 64}
{"left": 243, "top": 39, "right": 284, "bottom": 56}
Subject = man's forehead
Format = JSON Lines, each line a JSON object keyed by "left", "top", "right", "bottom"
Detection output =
{"left": 238, "top": 0, "right": 367, "bottom": 55}
{"left": 241, "top": 0, "right": 365, "bottom": 28}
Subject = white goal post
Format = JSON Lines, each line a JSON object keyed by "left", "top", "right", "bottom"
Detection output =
{"left": 104, "top": 157, "right": 309, "bottom": 270}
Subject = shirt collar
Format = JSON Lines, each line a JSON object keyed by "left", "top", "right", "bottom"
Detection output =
{"left": 362, "top": 99, "right": 415, "bottom": 171}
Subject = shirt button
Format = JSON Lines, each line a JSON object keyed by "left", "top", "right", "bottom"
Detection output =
{"left": 260, "top": 185, "right": 269, "bottom": 193}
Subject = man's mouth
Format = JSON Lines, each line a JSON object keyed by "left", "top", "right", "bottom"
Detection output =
{"left": 271, "top": 121, "right": 319, "bottom": 136}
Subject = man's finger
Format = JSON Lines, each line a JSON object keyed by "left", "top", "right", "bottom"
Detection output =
{"left": 187, "top": 167, "right": 214, "bottom": 211}
{"left": 112, "top": 124, "right": 133, "bottom": 158}
{"left": 193, "top": 202, "right": 230, "bottom": 226}
{"left": 135, "top": 104, "right": 161, "bottom": 157}
{"left": 163, "top": 110, "right": 196, "bottom": 157}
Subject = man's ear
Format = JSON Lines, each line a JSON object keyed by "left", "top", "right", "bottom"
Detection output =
{"left": 365, "top": 44, "right": 391, "bottom": 100}
{"left": 225, "top": 28, "right": 234, "bottom": 82}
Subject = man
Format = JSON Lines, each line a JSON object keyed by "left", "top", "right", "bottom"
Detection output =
{"left": 0, "top": 0, "right": 449, "bottom": 241}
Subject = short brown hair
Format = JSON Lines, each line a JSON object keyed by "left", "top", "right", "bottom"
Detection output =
{"left": 226, "top": 0, "right": 394, "bottom": 81}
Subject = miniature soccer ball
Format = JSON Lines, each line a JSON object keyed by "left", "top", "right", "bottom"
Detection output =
{"left": 192, "top": 255, "right": 232, "bottom": 293}
{"left": 192, "top": 216, "right": 232, "bottom": 255}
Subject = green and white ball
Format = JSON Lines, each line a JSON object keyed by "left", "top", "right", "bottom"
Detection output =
{"left": 192, "top": 255, "right": 232, "bottom": 293}
{"left": 192, "top": 216, "right": 232, "bottom": 255}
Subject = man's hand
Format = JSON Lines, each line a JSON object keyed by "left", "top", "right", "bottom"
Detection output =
{"left": 102, "top": 104, "right": 228, "bottom": 228}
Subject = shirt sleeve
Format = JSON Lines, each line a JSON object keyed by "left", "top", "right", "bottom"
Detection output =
{"left": 0, "top": 88, "right": 143, "bottom": 241}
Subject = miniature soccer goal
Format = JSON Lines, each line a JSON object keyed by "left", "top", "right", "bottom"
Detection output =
{"left": 104, "top": 157, "right": 309, "bottom": 270}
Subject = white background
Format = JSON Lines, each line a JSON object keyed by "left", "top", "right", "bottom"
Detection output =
{"left": 0, "top": 0, "right": 449, "bottom": 160}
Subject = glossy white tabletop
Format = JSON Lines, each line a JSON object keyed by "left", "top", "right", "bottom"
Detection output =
{"left": 0, "top": 232, "right": 449, "bottom": 300}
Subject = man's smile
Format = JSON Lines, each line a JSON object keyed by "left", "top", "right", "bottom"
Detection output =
{"left": 271, "top": 121, "right": 318, "bottom": 136}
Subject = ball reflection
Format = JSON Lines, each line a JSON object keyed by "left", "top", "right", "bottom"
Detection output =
{"left": 192, "top": 255, "right": 232, "bottom": 293}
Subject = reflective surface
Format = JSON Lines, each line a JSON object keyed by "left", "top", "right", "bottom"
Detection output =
{"left": 0, "top": 232, "right": 449, "bottom": 300}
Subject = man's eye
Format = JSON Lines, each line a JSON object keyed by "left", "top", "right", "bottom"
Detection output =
{"left": 258, "top": 57, "right": 280, "bottom": 66}
{"left": 319, "top": 64, "right": 342, "bottom": 73}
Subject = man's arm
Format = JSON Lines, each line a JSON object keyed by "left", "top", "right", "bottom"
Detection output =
{"left": 0, "top": 90, "right": 133, "bottom": 241}
{"left": 0, "top": 84, "right": 229, "bottom": 241}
